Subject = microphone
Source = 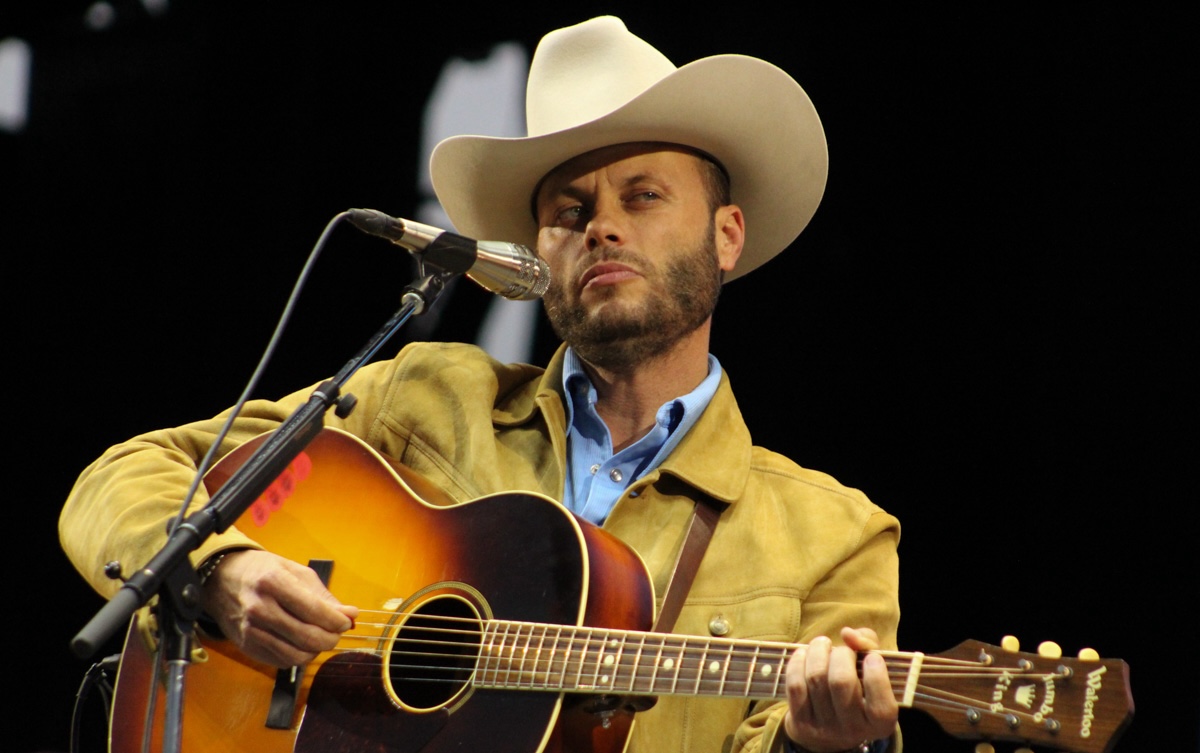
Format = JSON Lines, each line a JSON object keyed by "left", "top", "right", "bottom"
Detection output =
{"left": 347, "top": 208, "right": 550, "bottom": 300}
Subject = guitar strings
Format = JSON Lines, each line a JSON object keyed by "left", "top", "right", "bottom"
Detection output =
{"left": 330, "top": 608, "right": 1060, "bottom": 677}
{"left": 235, "top": 612, "right": 1078, "bottom": 741}
{"left": 240, "top": 606, "right": 1072, "bottom": 716}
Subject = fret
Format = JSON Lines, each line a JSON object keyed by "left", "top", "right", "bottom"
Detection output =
{"left": 529, "top": 624, "right": 545, "bottom": 687}
{"left": 531, "top": 623, "right": 549, "bottom": 689}
{"left": 744, "top": 643, "right": 761, "bottom": 697}
{"left": 717, "top": 640, "right": 733, "bottom": 697}
{"left": 558, "top": 626, "right": 576, "bottom": 690}
{"left": 692, "top": 638, "right": 711, "bottom": 695}
{"left": 587, "top": 629, "right": 608, "bottom": 691}
{"left": 627, "top": 632, "right": 648, "bottom": 694}
{"left": 607, "top": 631, "right": 628, "bottom": 691}
{"left": 495, "top": 621, "right": 514, "bottom": 687}
{"left": 511, "top": 622, "right": 529, "bottom": 687}
{"left": 648, "top": 633, "right": 667, "bottom": 695}
{"left": 768, "top": 646, "right": 786, "bottom": 698}
{"left": 594, "top": 629, "right": 613, "bottom": 691}
{"left": 574, "top": 627, "right": 594, "bottom": 690}
{"left": 509, "top": 622, "right": 527, "bottom": 687}
{"left": 668, "top": 636, "right": 686, "bottom": 694}
{"left": 544, "top": 625, "right": 563, "bottom": 689}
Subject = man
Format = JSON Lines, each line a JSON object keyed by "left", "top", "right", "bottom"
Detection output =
{"left": 61, "top": 16, "right": 901, "bottom": 753}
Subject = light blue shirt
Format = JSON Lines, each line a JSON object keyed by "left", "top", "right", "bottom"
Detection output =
{"left": 561, "top": 347, "right": 723, "bottom": 525}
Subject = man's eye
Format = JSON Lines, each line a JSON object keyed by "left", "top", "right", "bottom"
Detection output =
{"left": 630, "top": 191, "right": 660, "bottom": 203}
{"left": 556, "top": 205, "right": 584, "bottom": 223}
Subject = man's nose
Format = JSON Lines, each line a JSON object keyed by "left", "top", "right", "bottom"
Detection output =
{"left": 585, "top": 200, "right": 625, "bottom": 250}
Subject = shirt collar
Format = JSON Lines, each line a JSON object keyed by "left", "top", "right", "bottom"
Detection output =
{"left": 561, "top": 346, "right": 722, "bottom": 445}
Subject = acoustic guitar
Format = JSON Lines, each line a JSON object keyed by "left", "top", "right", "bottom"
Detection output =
{"left": 110, "top": 427, "right": 1134, "bottom": 753}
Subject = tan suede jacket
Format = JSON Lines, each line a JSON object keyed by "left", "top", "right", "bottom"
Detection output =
{"left": 61, "top": 341, "right": 900, "bottom": 753}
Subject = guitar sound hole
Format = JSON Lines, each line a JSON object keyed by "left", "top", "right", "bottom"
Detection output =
{"left": 386, "top": 594, "right": 483, "bottom": 711}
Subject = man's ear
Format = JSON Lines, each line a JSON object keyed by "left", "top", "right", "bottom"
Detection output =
{"left": 714, "top": 204, "right": 745, "bottom": 273}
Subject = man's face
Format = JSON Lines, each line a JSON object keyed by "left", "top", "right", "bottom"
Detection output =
{"left": 534, "top": 143, "right": 742, "bottom": 370}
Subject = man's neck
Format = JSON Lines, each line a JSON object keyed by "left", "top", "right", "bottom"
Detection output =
{"left": 578, "top": 322, "right": 713, "bottom": 452}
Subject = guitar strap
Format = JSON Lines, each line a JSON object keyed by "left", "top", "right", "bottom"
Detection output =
{"left": 651, "top": 496, "right": 724, "bottom": 633}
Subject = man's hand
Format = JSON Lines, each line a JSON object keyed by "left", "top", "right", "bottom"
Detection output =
{"left": 200, "top": 550, "right": 358, "bottom": 668}
{"left": 782, "top": 626, "right": 898, "bottom": 753}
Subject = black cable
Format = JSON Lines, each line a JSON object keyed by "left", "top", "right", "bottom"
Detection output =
{"left": 70, "top": 654, "right": 120, "bottom": 753}
{"left": 166, "top": 211, "right": 350, "bottom": 535}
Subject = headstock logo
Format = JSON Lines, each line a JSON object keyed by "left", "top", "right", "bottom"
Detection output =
{"left": 1014, "top": 684, "right": 1036, "bottom": 708}
{"left": 991, "top": 672, "right": 1056, "bottom": 721}
{"left": 1080, "top": 665, "right": 1107, "bottom": 738}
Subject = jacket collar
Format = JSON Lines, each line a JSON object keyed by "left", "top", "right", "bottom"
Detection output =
{"left": 499, "top": 344, "right": 752, "bottom": 506}
{"left": 650, "top": 368, "right": 752, "bottom": 505}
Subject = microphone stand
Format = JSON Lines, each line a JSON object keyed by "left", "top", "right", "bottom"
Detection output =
{"left": 70, "top": 267, "right": 458, "bottom": 753}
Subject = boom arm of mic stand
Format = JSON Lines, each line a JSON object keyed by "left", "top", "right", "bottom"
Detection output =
{"left": 68, "top": 268, "right": 456, "bottom": 753}
{"left": 70, "top": 269, "right": 454, "bottom": 657}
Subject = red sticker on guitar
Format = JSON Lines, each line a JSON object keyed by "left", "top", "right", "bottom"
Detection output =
{"left": 249, "top": 451, "right": 312, "bottom": 526}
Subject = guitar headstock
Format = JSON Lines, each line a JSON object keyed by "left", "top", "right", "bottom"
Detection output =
{"left": 906, "top": 636, "right": 1133, "bottom": 753}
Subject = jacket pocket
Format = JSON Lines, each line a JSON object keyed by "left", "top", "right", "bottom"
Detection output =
{"left": 671, "top": 587, "right": 803, "bottom": 642}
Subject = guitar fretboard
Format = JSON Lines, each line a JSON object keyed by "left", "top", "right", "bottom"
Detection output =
{"left": 472, "top": 619, "right": 800, "bottom": 699}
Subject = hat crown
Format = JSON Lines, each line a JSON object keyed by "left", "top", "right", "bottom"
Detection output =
{"left": 526, "top": 16, "right": 677, "bottom": 136}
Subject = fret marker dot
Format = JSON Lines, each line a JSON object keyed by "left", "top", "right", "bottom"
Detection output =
{"left": 761, "top": 665, "right": 773, "bottom": 677}
{"left": 708, "top": 661, "right": 721, "bottom": 673}
{"left": 603, "top": 654, "right": 615, "bottom": 666}
{"left": 663, "top": 658, "right": 675, "bottom": 670}
{"left": 601, "top": 675, "right": 611, "bottom": 685}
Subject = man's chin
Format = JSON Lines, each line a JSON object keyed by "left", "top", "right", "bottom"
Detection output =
{"left": 579, "top": 281, "right": 645, "bottom": 309}
{"left": 550, "top": 306, "right": 651, "bottom": 360}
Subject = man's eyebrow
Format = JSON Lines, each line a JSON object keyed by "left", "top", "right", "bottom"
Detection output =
{"left": 555, "top": 184, "right": 589, "bottom": 200}
{"left": 620, "top": 173, "right": 657, "bottom": 189}
{"left": 555, "top": 171, "right": 663, "bottom": 194}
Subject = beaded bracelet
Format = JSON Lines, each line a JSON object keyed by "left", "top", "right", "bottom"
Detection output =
{"left": 197, "top": 551, "right": 233, "bottom": 585}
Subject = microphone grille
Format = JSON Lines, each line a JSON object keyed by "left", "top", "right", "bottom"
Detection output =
{"left": 528, "top": 258, "right": 552, "bottom": 298}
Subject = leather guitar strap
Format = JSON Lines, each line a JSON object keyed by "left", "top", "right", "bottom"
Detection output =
{"left": 651, "top": 497, "right": 723, "bottom": 633}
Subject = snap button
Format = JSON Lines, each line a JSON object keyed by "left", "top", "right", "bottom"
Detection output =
{"left": 589, "top": 464, "right": 600, "bottom": 475}
{"left": 608, "top": 468, "right": 623, "bottom": 483}
{"left": 708, "top": 615, "right": 731, "bottom": 636}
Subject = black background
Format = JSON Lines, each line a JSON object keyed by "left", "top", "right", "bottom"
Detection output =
{"left": 3, "top": 4, "right": 1193, "bottom": 752}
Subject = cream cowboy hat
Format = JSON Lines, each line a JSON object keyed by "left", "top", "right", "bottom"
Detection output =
{"left": 429, "top": 16, "right": 827, "bottom": 282}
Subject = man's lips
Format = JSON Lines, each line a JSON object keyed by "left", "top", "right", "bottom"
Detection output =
{"left": 580, "top": 262, "right": 640, "bottom": 290}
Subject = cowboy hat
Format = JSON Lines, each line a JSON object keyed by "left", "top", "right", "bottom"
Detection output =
{"left": 429, "top": 16, "right": 827, "bottom": 282}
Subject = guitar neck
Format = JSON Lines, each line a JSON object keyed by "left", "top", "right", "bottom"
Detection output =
{"left": 468, "top": 621, "right": 1133, "bottom": 753}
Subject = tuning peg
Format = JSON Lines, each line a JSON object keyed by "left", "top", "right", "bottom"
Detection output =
{"left": 973, "top": 743, "right": 995, "bottom": 753}
{"left": 1037, "top": 641, "right": 1063, "bottom": 659}
{"left": 1078, "top": 647, "right": 1100, "bottom": 661}
{"left": 1000, "top": 635, "right": 1020, "bottom": 652}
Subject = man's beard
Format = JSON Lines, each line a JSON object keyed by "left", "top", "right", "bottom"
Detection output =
{"left": 543, "top": 224, "right": 722, "bottom": 371}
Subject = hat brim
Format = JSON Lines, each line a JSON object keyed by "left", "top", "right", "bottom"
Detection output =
{"left": 430, "top": 54, "right": 828, "bottom": 282}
